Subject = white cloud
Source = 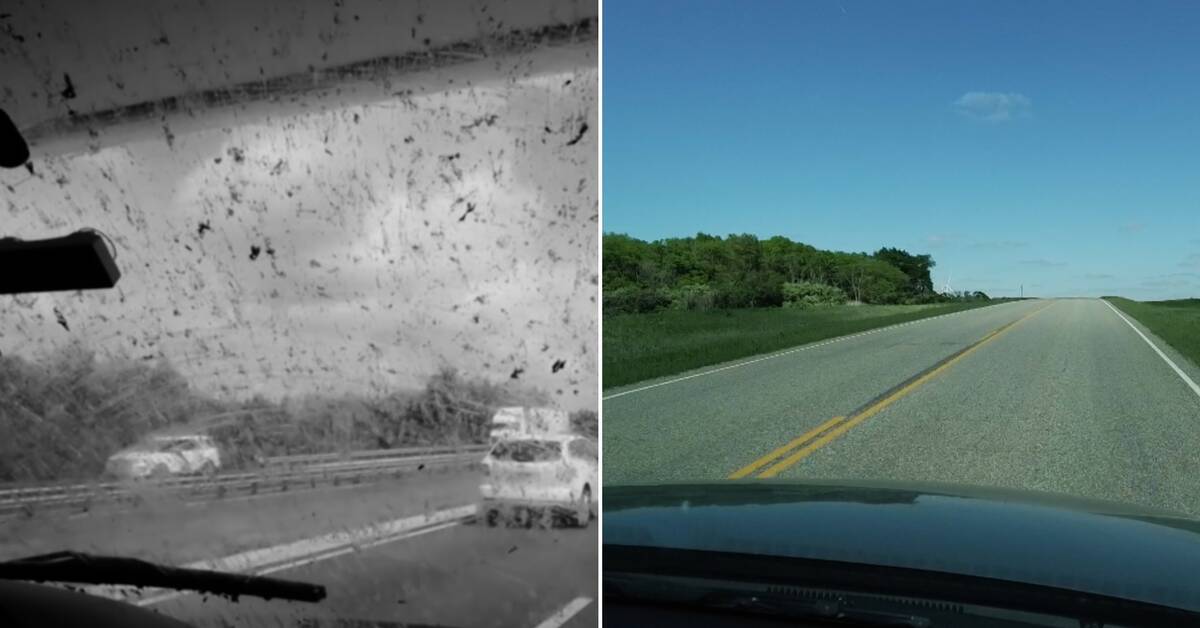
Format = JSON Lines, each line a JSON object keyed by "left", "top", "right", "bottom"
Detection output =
{"left": 925, "top": 234, "right": 952, "bottom": 249}
{"left": 1018, "top": 259, "right": 1067, "bottom": 268}
{"left": 970, "top": 239, "right": 1027, "bottom": 250}
{"left": 953, "top": 91, "right": 1032, "bottom": 122}
{"left": 1142, "top": 277, "right": 1193, "bottom": 289}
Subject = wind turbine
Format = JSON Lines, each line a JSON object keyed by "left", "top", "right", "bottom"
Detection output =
{"left": 942, "top": 273, "right": 953, "bottom": 295}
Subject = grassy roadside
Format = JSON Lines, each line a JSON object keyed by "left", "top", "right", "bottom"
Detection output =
{"left": 603, "top": 300, "right": 1020, "bottom": 389}
{"left": 1103, "top": 297, "right": 1200, "bottom": 369}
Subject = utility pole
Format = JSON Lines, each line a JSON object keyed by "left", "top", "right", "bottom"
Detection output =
{"left": 1020, "top": 284, "right": 1023, "bottom": 298}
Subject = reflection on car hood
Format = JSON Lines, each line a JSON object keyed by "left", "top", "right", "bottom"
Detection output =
{"left": 604, "top": 479, "right": 1200, "bottom": 612}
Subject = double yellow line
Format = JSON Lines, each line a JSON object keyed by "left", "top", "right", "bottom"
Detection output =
{"left": 729, "top": 303, "right": 1052, "bottom": 479}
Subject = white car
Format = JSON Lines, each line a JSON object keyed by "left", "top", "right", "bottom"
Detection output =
{"left": 479, "top": 434, "right": 597, "bottom": 528}
{"left": 488, "top": 406, "right": 571, "bottom": 444}
{"left": 104, "top": 434, "right": 222, "bottom": 480}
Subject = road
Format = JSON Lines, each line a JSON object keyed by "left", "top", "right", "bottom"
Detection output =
{"left": 151, "top": 521, "right": 597, "bottom": 628}
{"left": 3, "top": 469, "right": 596, "bottom": 628}
{"left": 0, "top": 469, "right": 483, "bottom": 562}
{"left": 603, "top": 298, "right": 1200, "bottom": 517}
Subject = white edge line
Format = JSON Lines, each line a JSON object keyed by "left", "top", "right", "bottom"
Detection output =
{"left": 532, "top": 596, "right": 593, "bottom": 628}
{"left": 602, "top": 302, "right": 1022, "bottom": 400}
{"left": 184, "top": 504, "right": 477, "bottom": 574}
{"left": 135, "top": 520, "right": 463, "bottom": 607}
{"left": 254, "top": 520, "right": 461, "bottom": 576}
{"left": 80, "top": 504, "right": 474, "bottom": 605}
{"left": 1102, "top": 299, "right": 1200, "bottom": 399}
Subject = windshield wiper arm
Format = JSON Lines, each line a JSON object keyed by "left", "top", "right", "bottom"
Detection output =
{"left": 0, "top": 551, "right": 326, "bottom": 603}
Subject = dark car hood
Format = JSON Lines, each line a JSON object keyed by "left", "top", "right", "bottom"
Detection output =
{"left": 604, "top": 479, "right": 1200, "bottom": 612}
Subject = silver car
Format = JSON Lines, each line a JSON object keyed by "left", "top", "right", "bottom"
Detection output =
{"left": 104, "top": 434, "right": 222, "bottom": 480}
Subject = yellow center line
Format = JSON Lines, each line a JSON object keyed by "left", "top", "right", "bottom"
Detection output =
{"left": 729, "top": 416, "right": 845, "bottom": 479}
{"left": 733, "top": 302, "right": 1052, "bottom": 479}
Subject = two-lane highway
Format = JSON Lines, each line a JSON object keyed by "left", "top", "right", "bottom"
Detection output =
{"left": 2, "top": 469, "right": 596, "bottom": 628}
{"left": 151, "top": 521, "right": 597, "bottom": 628}
{"left": 603, "top": 298, "right": 1200, "bottom": 517}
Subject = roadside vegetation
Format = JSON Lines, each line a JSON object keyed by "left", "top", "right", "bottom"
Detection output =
{"left": 603, "top": 232, "right": 1001, "bottom": 388}
{"left": 1103, "top": 297, "right": 1200, "bottom": 369}
{"left": 605, "top": 301, "right": 1007, "bottom": 388}
{"left": 0, "top": 344, "right": 594, "bottom": 482}
{"left": 604, "top": 232, "right": 991, "bottom": 315}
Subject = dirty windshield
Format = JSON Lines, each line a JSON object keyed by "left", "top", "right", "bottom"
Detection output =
{"left": 0, "top": 1, "right": 597, "bottom": 627}
{"left": 155, "top": 439, "right": 197, "bottom": 452}
{"left": 491, "top": 440, "right": 562, "bottom": 463}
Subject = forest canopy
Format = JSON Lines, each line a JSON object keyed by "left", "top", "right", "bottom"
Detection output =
{"left": 604, "top": 232, "right": 987, "bottom": 314}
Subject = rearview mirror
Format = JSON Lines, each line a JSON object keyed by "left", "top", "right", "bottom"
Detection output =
{"left": 0, "top": 109, "right": 30, "bottom": 169}
{"left": 0, "top": 231, "right": 122, "bottom": 294}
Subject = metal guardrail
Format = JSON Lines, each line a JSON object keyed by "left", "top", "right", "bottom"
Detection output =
{"left": 263, "top": 444, "right": 487, "bottom": 466}
{"left": 0, "top": 445, "right": 490, "bottom": 517}
{"left": 0, "top": 445, "right": 490, "bottom": 496}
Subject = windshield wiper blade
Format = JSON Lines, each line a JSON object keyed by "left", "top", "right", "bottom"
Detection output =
{"left": 0, "top": 551, "right": 326, "bottom": 603}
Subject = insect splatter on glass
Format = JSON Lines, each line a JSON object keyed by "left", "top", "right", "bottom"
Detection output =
{"left": 0, "top": 1, "right": 597, "bottom": 626}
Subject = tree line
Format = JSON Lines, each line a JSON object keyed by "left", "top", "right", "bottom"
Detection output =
{"left": 604, "top": 232, "right": 989, "bottom": 314}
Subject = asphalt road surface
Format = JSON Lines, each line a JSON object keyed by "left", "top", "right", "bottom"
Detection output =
{"left": 150, "top": 520, "right": 597, "bottom": 628}
{"left": 0, "top": 469, "right": 483, "bottom": 562}
{"left": 5, "top": 469, "right": 596, "bottom": 628}
{"left": 604, "top": 298, "right": 1200, "bottom": 518}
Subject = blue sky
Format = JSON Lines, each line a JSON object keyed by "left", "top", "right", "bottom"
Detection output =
{"left": 603, "top": 0, "right": 1200, "bottom": 299}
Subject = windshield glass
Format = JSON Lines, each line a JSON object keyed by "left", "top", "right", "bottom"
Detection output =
{"left": 155, "top": 439, "right": 195, "bottom": 452}
{"left": 602, "top": 0, "right": 1200, "bottom": 619}
{"left": 0, "top": 2, "right": 597, "bottom": 627}
{"left": 491, "top": 440, "right": 563, "bottom": 463}
{"left": 567, "top": 439, "right": 597, "bottom": 461}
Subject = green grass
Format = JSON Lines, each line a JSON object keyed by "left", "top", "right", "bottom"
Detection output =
{"left": 603, "top": 300, "right": 1015, "bottom": 389}
{"left": 1104, "top": 297, "right": 1200, "bottom": 369}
